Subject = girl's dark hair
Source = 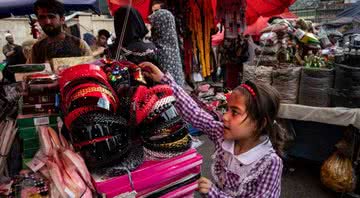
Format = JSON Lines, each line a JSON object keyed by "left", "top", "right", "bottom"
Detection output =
{"left": 234, "top": 81, "right": 287, "bottom": 157}
{"left": 34, "top": 0, "right": 65, "bottom": 17}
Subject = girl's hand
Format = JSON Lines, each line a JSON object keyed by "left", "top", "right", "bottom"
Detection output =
{"left": 198, "top": 177, "right": 213, "bottom": 194}
{"left": 138, "top": 62, "right": 164, "bottom": 83}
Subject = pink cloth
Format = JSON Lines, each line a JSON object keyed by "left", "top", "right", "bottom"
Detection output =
{"left": 211, "top": 28, "right": 225, "bottom": 46}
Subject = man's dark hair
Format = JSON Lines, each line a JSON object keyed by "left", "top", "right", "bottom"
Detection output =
{"left": 34, "top": 0, "right": 65, "bottom": 17}
{"left": 151, "top": 0, "right": 166, "bottom": 9}
{"left": 98, "top": 29, "right": 111, "bottom": 39}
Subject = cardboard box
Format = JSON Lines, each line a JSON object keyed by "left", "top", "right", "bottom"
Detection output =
{"left": 51, "top": 56, "right": 96, "bottom": 74}
{"left": 18, "top": 124, "right": 58, "bottom": 139}
{"left": 23, "top": 94, "right": 57, "bottom": 105}
{"left": 21, "top": 103, "right": 57, "bottom": 115}
{"left": 13, "top": 63, "right": 53, "bottom": 82}
{"left": 17, "top": 114, "right": 59, "bottom": 128}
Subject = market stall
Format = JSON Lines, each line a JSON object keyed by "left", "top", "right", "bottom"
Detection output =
{"left": 240, "top": 12, "right": 360, "bottom": 195}
{"left": 0, "top": 58, "right": 203, "bottom": 197}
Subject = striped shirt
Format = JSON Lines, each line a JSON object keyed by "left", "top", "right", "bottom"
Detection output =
{"left": 161, "top": 73, "right": 283, "bottom": 198}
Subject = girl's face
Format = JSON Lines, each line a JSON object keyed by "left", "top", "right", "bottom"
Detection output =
{"left": 223, "top": 91, "right": 257, "bottom": 141}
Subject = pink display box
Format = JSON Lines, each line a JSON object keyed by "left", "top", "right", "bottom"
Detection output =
{"left": 94, "top": 149, "right": 202, "bottom": 197}
{"left": 161, "top": 181, "right": 198, "bottom": 198}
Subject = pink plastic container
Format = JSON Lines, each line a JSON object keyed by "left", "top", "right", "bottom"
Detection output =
{"left": 160, "top": 181, "right": 198, "bottom": 198}
{"left": 94, "top": 149, "right": 202, "bottom": 197}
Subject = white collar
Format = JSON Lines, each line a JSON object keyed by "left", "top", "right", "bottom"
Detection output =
{"left": 222, "top": 136, "right": 273, "bottom": 165}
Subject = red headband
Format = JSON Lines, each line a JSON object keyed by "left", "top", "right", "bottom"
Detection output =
{"left": 132, "top": 85, "right": 174, "bottom": 124}
{"left": 240, "top": 84, "right": 256, "bottom": 98}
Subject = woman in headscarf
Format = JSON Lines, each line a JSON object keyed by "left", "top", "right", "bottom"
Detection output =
{"left": 110, "top": 6, "right": 157, "bottom": 65}
{"left": 149, "top": 9, "right": 185, "bottom": 86}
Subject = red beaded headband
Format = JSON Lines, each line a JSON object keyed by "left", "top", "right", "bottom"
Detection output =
{"left": 240, "top": 84, "right": 256, "bottom": 98}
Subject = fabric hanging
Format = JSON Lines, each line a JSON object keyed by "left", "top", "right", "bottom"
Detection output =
{"left": 188, "top": 0, "right": 215, "bottom": 78}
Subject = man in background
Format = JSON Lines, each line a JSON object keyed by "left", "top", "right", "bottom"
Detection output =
{"left": 31, "top": 0, "right": 91, "bottom": 63}
{"left": 2, "top": 33, "right": 21, "bottom": 62}
{"left": 2, "top": 33, "right": 26, "bottom": 83}
{"left": 91, "top": 29, "right": 111, "bottom": 58}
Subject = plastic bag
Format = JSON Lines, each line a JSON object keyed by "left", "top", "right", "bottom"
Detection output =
{"left": 260, "top": 32, "right": 278, "bottom": 46}
{"left": 320, "top": 152, "right": 356, "bottom": 192}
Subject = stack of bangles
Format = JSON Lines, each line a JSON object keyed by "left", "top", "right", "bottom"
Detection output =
{"left": 136, "top": 85, "right": 192, "bottom": 160}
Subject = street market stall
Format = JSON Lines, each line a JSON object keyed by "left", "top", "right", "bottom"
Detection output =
{"left": 0, "top": 59, "right": 203, "bottom": 197}
{"left": 239, "top": 11, "right": 360, "bottom": 195}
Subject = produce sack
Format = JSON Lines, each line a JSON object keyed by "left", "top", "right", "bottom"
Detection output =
{"left": 261, "top": 23, "right": 289, "bottom": 34}
{"left": 243, "top": 64, "right": 273, "bottom": 85}
{"left": 272, "top": 66, "right": 301, "bottom": 104}
{"left": 254, "top": 55, "right": 279, "bottom": 66}
{"left": 255, "top": 43, "right": 281, "bottom": 55}
{"left": 321, "top": 152, "right": 356, "bottom": 192}
{"left": 299, "top": 68, "right": 334, "bottom": 107}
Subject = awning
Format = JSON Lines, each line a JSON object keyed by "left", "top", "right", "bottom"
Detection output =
{"left": 0, "top": 0, "right": 100, "bottom": 18}
{"left": 337, "top": 1, "right": 360, "bottom": 18}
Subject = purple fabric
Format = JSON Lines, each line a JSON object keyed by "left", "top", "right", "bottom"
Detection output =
{"left": 161, "top": 73, "right": 283, "bottom": 198}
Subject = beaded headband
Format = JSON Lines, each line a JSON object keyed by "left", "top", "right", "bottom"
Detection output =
{"left": 70, "top": 111, "right": 128, "bottom": 142}
{"left": 240, "top": 84, "right": 256, "bottom": 98}
{"left": 64, "top": 106, "right": 104, "bottom": 129}
{"left": 132, "top": 85, "right": 174, "bottom": 124}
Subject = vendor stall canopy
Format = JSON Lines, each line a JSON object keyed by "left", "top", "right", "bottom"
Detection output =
{"left": 0, "top": 0, "right": 100, "bottom": 18}
{"left": 337, "top": 1, "right": 360, "bottom": 18}
{"left": 107, "top": 0, "right": 152, "bottom": 23}
{"left": 245, "top": 0, "right": 296, "bottom": 25}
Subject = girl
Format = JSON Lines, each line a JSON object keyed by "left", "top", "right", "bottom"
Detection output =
{"left": 139, "top": 61, "right": 286, "bottom": 198}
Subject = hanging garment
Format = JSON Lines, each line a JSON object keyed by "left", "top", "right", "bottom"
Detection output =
{"left": 188, "top": 0, "right": 215, "bottom": 78}
{"left": 149, "top": 9, "right": 185, "bottom": 86}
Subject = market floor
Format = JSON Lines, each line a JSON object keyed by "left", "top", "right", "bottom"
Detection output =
{"left": 194, "top": 135, "right": 339, "bottom": 198}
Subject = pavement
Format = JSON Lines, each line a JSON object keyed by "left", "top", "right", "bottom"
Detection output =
{"left": 194, "top": 135, "right": 340, "bottom": 198}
